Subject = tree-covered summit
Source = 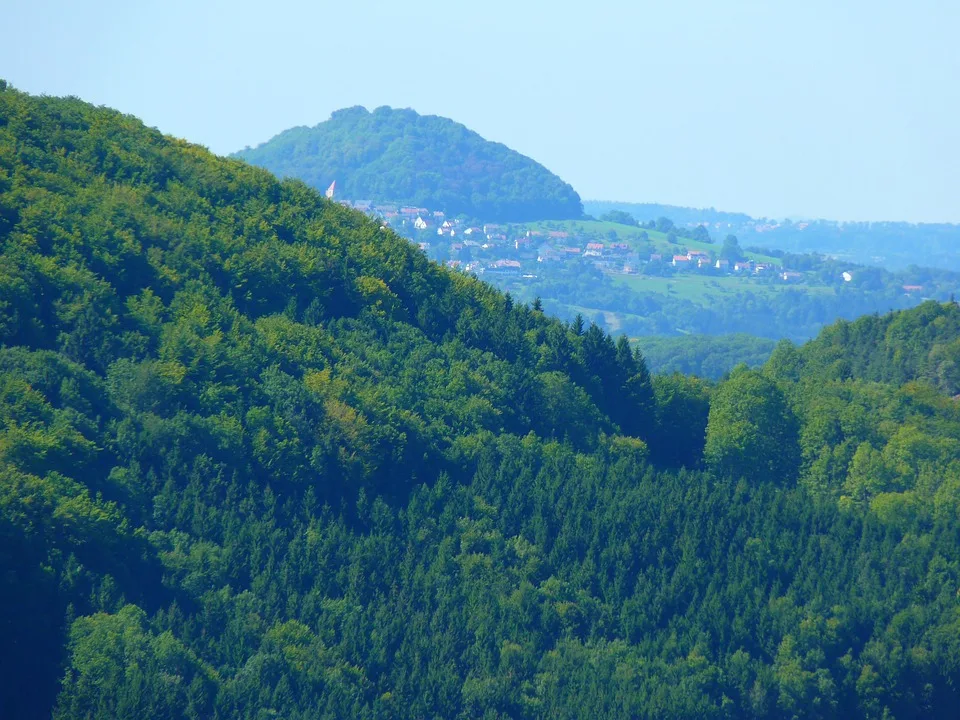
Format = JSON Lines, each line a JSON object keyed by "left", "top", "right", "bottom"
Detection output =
{"left": 232, "top": 105, "right": 584, "bottom": 222}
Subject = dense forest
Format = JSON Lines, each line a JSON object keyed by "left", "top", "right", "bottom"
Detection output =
{"left": 233, "top": 106, "right": 583, "bottom": 222}
{"left": 637, "top": 334, "right": 778, "bottom": 379}
{"left": 3, "top": 85, "right": 960, "bottom": 720}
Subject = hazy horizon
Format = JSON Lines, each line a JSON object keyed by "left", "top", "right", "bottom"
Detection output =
{"left": 3, "top": 0, "right": 958, "bottom": 223}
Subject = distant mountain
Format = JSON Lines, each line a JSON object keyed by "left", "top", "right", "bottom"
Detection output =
{"left": 584, "top": 200, "right": 752, "bottom": 227}
{"left": 234, "top": 106, "right": 583, "bottom": 222}
{"left": 585, "top": 200, "right": 960, "bottom": 272}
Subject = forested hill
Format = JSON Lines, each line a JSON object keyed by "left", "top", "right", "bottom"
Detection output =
{"left": 3, "top": 84, "right": 960, "bottom": 720}
{"left": 233, "top": 105, "right": 584, "bottom": 222}
{"left": 774, "top": 301, "right": 960, "bottom": 393}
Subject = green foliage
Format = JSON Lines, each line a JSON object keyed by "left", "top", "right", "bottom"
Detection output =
{"left": 792, "top": 300, "right": 960, "bottom": 395}
{"left": 511, "top": 254, "right": 939, "bottom": 344}
{"left": 648, "top": 372, "right": 711, "bottom": 467}
{"left": 638, "top": 333, "right": 777, "bottom": 379}
{"left": 55, "top": 605, "right": 218, "bottom": 720}
{"left": 704, "top": 368, "right": 800, "bottom": 483}
{"left": 234, "top": 105, "right": 583, "bottom": 222}
{"left": 597, "top": 209, "right": 637, "bottom": 226}
{"left": 2, "top": 88, "right": 960, "bottom": 720}
{"left": 721, "top": 234, "right": 746, "bottom": 262}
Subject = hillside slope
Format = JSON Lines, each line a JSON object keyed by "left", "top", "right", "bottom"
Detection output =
{"left": 584, "top": 201, "right": 960, "bottom": 272}
{"left": 769, "top": 300, "right": 960, "bottom": 394}
{"left": 2, "top": 85, "right": 960, "bottom": 720}
{"left": 233, "top": 105, "right": 583, "bottom": 221}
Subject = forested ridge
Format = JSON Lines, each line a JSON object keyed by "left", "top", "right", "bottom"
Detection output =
{"left": 2, "top": 85, "right": 960, "bottom": 720}
{"left": 232, "top": 105, "right": 584, "bottom": 222}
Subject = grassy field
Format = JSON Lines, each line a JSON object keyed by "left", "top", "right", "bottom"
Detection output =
{"left": 613, "top": 273, "right": 836, "bottom": 304}
{"left": 521, "top": 219, "right": 783, "bottom": 265}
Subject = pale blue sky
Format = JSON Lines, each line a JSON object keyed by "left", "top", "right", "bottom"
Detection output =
{"left": 3, "top": 0, "right": 959, "bottom": 222}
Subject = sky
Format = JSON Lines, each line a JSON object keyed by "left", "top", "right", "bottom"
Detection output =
{"left": 2, "top": 0, "right": 959, "bottom": 223}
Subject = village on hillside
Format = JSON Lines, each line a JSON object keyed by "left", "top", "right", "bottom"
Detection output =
{"left": 334, "top": 198, "right": 928, "bottom": 297}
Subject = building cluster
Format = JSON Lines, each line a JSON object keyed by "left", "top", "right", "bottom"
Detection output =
{"left": 337, "top": 200, "right": 822, "bottom": 284}
{"left": 669, "top": 251, "right": 781, "bottom": 276}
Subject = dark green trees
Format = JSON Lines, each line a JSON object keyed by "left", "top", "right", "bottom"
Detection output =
{"left": 598, "top": 209, "right": 638, "bottom": 226}
{"left": 648, "top": 372, "right": 711, "bottom": 467}
{"left": 720, "top": 234, "right": 746, "bottom": 262}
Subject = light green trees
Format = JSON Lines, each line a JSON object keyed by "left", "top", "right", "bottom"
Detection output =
{"left": 704, "top": 368, "right": 800, "bottom": 483}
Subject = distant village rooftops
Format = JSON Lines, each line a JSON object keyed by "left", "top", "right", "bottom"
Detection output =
{"left": 343, "top": 201, "right": 839, "bottom": 294}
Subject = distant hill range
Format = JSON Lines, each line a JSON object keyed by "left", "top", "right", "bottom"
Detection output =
{"left": 234, "top": 106, "right": 583, "bottom": 222}
{"left": 585, "top": 201, "right": 753, "bottom": 227}
{"left": 585, "top": 201, "right": 960, "bottom": 272}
